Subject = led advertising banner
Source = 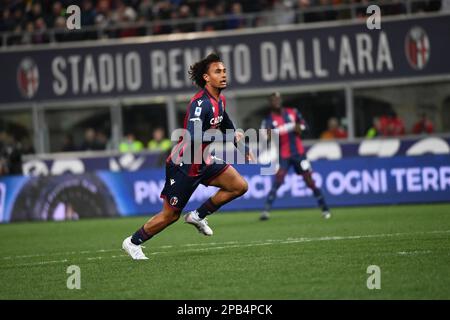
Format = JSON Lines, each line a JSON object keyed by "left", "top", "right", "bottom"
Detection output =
{"left": 1, "top": 155, "right": 449, "bottom": 223}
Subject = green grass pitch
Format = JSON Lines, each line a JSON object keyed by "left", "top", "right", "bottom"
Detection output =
{"left": 0, "top": 204, "right": 449, "bottom": 299}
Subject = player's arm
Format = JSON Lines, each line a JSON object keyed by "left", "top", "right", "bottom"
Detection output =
{"left": 220, "top": 111, "right": 254, "bottom": 161}
{"left": 261, "top": 118, "right": 273, "bottom": 141}
{"left": 294, "top": 109, "right": 309, "bottom": 135}
{"left": 281, "top": 109, "right": 308, "bottom": 135}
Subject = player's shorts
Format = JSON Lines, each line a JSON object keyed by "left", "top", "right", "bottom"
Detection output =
{"left": 279, "top": 154, "right": 312, "bottom": 175}
{"left": 160, "top": 161, "right": 230, "bottom": 211}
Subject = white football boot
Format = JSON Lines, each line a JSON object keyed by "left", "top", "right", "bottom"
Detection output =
{"left": 184, "top": 211, "right": 213, "bottom": 236}
{"left": 322, "top": 211, "right": 332, "bottom": 219}
{"left": 259, "top": 211, "right": 270, "bottom": 221}
{"left": 122, "top": 236, "right": 149, "bottom": 260}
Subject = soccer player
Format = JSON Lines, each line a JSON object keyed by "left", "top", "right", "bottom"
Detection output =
{"left": 260, "top": 92, "right": 331, "bottom": 221}
{"left": 122, "top": 53, "right": 254, "bottom": 260}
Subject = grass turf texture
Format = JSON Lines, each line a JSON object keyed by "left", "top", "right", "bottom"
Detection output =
{"left": 0, "top": 204, "right": 449, "bottom": 299}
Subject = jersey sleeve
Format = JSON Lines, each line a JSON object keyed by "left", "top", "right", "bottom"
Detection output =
{"left": 220, "top": 111, "right": 236, "bottom": 132}
{"left": 186, "top": 100, "right": 211, "bottom": 137}
{"left": 261, "top": 116, "right": 274, "bottom": 130}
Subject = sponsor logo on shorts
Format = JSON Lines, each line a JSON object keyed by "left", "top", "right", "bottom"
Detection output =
{"left": 170, "top": 196, "right": 179, "bottom": 206}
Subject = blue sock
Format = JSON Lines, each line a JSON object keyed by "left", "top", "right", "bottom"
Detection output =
{"left": 131, "top": 226, "right": 152, "bottom": 245}
{"left": 197, "top": 198, "right": 220, "bottom": 219}
{"left": 313, "top": 188, "right": 329, "bottom": 212}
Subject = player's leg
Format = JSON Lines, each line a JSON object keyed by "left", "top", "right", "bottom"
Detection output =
{"left": 261, "top": 160, "right": 288, "bottom": 220}
{"left": 201, "top": 165, "right": 248, "bottom": 212}
{"left": 122, "top": 200, "right": 181, "bottom": 260}
{"left": 123, "top": 163, "right": 195, "bottom": 259}
{"left": 185, "top": 165, "right": 248, "bottom": 235}
{"left": 294, "top": 156, "right": 331, "bottom": 219}
{"left": 137, "top": 199, "right": 182, "bottom": 240}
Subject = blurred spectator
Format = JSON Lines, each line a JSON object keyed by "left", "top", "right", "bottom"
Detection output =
{"left": 378, "top": 111, "right": 405, "bottom": 136}
{"left": 320, "top": 117, "right": 348, "bottom": 140}
{"left": 412, "top": 112, "right": 434, "bottom": 134}
{"left": 96, "top": 130, "right": 112, "bottom": 150}
{"left": 62, "top": 133, "right": 77, "bottom": 152}
{"left": 54, "top": 16, "right": 70, "bottom": 42}
{"left": 366, "top": 117, "right": 381, "bottom": 139}
{"left": 226, "top": 2, "right": 246, "bottom": 29}
{"left": 32, "top": 17, "right": 50, "bottom": 44}
{"left": 148, "top": 127, "right": 171, "bottom": 166}
{"left": 47, "top": 1, "right": 65, "bottom": 28}
{"left": 270, "top": 0, "right": 296, "bottom": 26}
{"left": 0, "top": 8, "right": 15, "bottom": 32}
{"left": 0, "top": 131, "right": 26, "bottom": 175}
{"left": 148, "top": 127, "right": 171, "bottom": 152}
{"left": 81, "top": 0, "right": 97, "bottom": 26}
{"left": 80, "top": 128, "right": 103, "bottom": 151}
{"left": 119, "top": 132, "right": 144, "bottom": 153}
{"left": 389, "top": 111, "right": 406, "bottom": 136}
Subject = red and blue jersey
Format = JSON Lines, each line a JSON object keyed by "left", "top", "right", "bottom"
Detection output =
{"left": 167, "top": 88, "right": 236, "bottom": 176}
{"left": 261, "top": 107, "right": 306, "bottom": 159}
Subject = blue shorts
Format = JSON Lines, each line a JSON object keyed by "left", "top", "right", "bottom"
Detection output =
{"left": 279, "top": 154, "right": 312, "bottom": 174}
{"left": 160, "top": 162, "right": 230, "bottom": 211}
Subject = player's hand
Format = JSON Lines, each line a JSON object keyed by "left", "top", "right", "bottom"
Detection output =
{"left": 246, "top": 150, "right": 256, "bottom": 163}
{"left": 235, "top": 131, "right": 244, "bottom": 142}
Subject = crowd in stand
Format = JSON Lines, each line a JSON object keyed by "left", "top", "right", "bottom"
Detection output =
{"left": 365, "top": 112, "right": 435, "bottom": 139}
{"left": 0, "top": 0, "right": 446, "bottom": 45}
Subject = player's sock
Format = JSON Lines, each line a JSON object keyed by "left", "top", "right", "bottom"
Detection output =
{"left": 197, "top": 198, "right": 221, "bottom": 219}
{"left": 130, "top": 226, "right": 153, "bottom": 245}
{"left": 313, "top": 188, "right": 329, "bottom": 212}
{"left": 264, "top": 188, "right": 277, "bottom": 211}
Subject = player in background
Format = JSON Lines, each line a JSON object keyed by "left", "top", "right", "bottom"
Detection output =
{"left": 122, "top": 53, "right": 254, "bottom": 260}
{"left": 260, "top": 92, "right": 331, "bottom": 221}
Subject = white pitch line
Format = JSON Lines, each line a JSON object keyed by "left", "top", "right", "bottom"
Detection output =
{"left": 397, "top": 250, "right": 433, "bottom": 255}
{"left": 1, "top": 230, "right": 449, "bottom": 268}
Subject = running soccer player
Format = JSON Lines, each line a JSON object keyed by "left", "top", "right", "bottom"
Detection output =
{"left": 260, "top": 92, "right": 331, "bottom": 221}
{"left": 122, "top": 53, "right": 254, "bottom": 260}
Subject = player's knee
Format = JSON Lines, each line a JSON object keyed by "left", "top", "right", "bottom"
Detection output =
{"left": 235, "top": 179, "right": 248, "bottom": 197}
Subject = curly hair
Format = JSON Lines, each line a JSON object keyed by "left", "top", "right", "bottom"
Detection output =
{"left": 188, "top": 53, "right": 222, "bottom": 88}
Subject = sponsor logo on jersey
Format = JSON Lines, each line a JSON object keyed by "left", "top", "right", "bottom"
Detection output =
{"left": 210, "top": 115, "right": 223, "bottom": 125}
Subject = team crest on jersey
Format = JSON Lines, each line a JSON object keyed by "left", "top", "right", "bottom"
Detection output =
{"left": 169, "top": 196, "right": 178, "bottom": 206}
{"left": 405, "top": 26, "right": 430, "bottom": 70}
{"left": 17, "top": 58, "right": 39, "bottom": 98}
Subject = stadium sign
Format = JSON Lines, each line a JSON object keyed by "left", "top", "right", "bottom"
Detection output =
{"left": 0, "top": 14, "right": 449, "bottom": 104}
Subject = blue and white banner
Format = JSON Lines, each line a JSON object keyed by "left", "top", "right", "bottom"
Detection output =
{"left": 22, "top": 136, "right": 450, "bottom": 176}
{"left": 1, "top": 155, "right": 449, "bottom": 223}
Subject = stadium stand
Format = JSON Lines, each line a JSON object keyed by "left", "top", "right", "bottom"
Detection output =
{"left": 0, "top": 0, "right": 445, "bottom": 47}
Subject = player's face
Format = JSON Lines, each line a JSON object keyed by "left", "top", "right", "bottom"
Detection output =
{"left": 270, "top": 96, "right": 281, "bottom": 110}
{"left": 204, "top": 62, "right": 227, "bottom": 90}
